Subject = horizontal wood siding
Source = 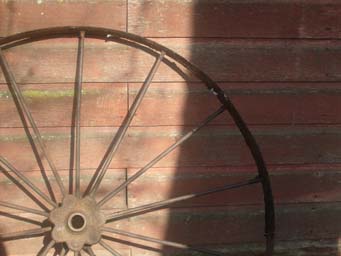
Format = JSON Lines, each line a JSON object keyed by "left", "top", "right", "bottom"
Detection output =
{"left": 0, "top": 1, "right": 341, "bottom": 256}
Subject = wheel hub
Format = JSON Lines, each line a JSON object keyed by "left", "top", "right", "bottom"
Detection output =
{"left": 49, "top": 195, "right": 106, "bottom": 251}
{"left": 67, "top": 212, "right": 87, "bottom": 232}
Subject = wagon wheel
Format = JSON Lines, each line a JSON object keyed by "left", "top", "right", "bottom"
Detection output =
{"left": 0, "top": 27, "right": 275, "bottom": 256}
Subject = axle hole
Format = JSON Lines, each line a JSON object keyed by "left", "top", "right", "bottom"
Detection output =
{"left": 68, "top": 213, "right": 86, "bottom": 232}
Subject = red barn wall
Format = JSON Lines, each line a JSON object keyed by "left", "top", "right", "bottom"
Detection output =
{"left": 1, "top": 1, "right": 341, "bottom": 255}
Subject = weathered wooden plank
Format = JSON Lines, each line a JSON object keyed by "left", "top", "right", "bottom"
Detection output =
{"left": 129, "top": 82, "right": 341, "bottom": 126}
{"left": 2, "top": 242, "right": 130, "bottom": 256}
{"left": 2, "top": 39, "right": 341, "bottom": 83}
{"left": 0, "top": 83, "right": 127, "bottom": 128}
{"left": 1, "top": 203, "right": 341, "bottom": 254}
{"left": 0, "top": 211, "right": 130, "bottom": 255}
{"left": 3, "top": 82, "right": 341, "bottom": 128}
{"left": 1, "top": 125, "right": 341, "bottom": 170}
{"left": 184, "top": 39, "right": 341, "bottom": 82}
{"left": 107, "top": 202, "right": 341, "bottom": 244}
{"left": 0, "top": 1, "right": 126, "bottom": 37}
{"left": 1, "top": 223, "right": 130, "bottom": 255}
{"left": 0, "top": 38, "right": 184, "bottom": 84}
{"left": 0, "top": 213, "right": 47, "bottom": 256}
{"left": 0, "top": 212, "right": 44, "bottom": 232}
{"left": 130, "top": 239, "right": 339, "bottom": 256}
{"left": 127, "top": 167, "right": 263, "bottom": 208}
{"left": 0, "top": 168, "right": 127, "bottom": 211}
{"left": 127, "top": 165, "right": 341, "bottom": 207}
{"left": 2, "top": 1, "right": 341, "bottom": 39}
{"left": 2, "top": 238, "right": 339, "bottom": 256}
{"left": 2, "top": 82, "right": 341, "bottom": 128}
{"left": 3, "top": 163, "right": 341, "bottom": 212}
{"left": 128, "top": 0, "right": 341, "bottom": 39}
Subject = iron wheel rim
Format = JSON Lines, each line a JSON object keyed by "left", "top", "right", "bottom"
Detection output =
{"left": 0, "top": 26, "right": 275, "bottom": 256}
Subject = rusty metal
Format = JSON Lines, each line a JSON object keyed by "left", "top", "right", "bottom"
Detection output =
{"left": 0, "top": 156, "right": 57, "bottom": 208}
{"left": 40, "top": 240, "right": 56, "bottom": 256}
{"left": 60, "top": 246, "right": 68, "bottom": 256}
{"left": 0, "top": 26, "right": 275, "bottom": 255}
{"left": 99, "top": 240, "right": 123, "bottom": 256}
{"left": 98, "top": 105, "right": 226, "bottom": 207}
{"left": 49, "top": 195, "right": 105, "bottom": 251}
{"left": 0, "top": 227, "right": 51, "bottom": 241}
{"left": 88, "top": 51, "right": 166, "bottom": 197}
{"left": 102, "top": 227, "right": 224, "bottom": 256}
{"left": 106, "top": 176, "right": 262, "bottom": 222}
{"left": 0, "top": 201, "right": 49, "bottom": 217}
{"left": 74, "top": 31, "right": 85, "bottom": 198}
{"left": 0, "top": 49, "right": 66, "bottom": 197}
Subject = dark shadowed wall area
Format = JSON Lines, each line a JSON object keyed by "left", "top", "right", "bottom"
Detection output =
{"left": 1, "top": 1, "right": 341, "bottom": 256}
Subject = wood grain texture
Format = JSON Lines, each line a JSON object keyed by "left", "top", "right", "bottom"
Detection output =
{"left": 2, "top": 39, "right": 341, "bottom": 83}
{"left": 108, "top": 202, "right": 341, "bottom": 244}
{"left": 0, "top": 168, "right": 127, "bottom": 211}
{"left": 127, "top": 165, "right": 341, "bottom": 207}
{"left": 2, "top": 82, "right": 341, "bottom": 128}
{"left": 1, "top": 125, "right": 341, "bottom": 170}
{"left": 129, "top": 82, "right": 341, "bottom": 126}
{"left": 0, "top": 1, "right": 341, "bottom": 255}
{"left": 0, "top": 83, "right": 127, "bottom": 128}
{"left": 0, "top": 216, "right": 130, "bottom": 255}
{"left": 1, "top": 204, "right": 341, "bottom": 254}
{"left": 130, "top": 239, "right": 340, "bottom": 256}
{"left": 0, "top": 203, "right": 318, "bottom": 248}
{"left": 0, "top": 1, "right": 126, "bottom": 37}
{"left": 128, "top": 0, "right": 341, "bottom": 39}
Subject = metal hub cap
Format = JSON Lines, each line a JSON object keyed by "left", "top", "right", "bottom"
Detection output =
{"left": 49, "top": 195, "right": 105, "bottom": 251}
